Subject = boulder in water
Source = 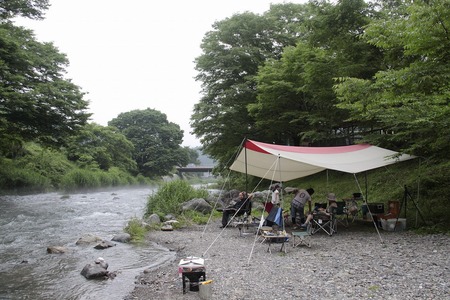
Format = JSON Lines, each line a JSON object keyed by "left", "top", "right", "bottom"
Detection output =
{"left": 94, "top": 240, "right": 116, "bottom": 249}
{"left": 76, "top": 234, "right": 103, "bottom": 245}
{"left": 80, "top": 257, "right": 109, "bottom": 279}
{"left": 47, "top": 246, "right": 69, "bottom": 254}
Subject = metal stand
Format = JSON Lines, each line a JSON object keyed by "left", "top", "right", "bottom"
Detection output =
{"left": 397, "top": 185, "right": 426, "bottom": 229}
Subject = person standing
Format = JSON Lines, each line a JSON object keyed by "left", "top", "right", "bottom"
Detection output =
{"left": 271, "top": 183, "right": 281, "bottom": 206}
{"left": 290, "top": 188, "right": 314, "bottom": 228}
{"left": 264, "top": 183, "right": 282, "bottom": 227}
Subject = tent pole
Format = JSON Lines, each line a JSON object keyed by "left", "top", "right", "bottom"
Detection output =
{"left": 365, "top": 172, "right": 368, "bottom": 201}
{"left": 244, "top": 138, "right": 248, "bottom": 193}
{"left": 353, "top": 173, "right": 384, "bottom": 243}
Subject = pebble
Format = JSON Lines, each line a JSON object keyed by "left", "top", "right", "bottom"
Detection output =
{"left": 126, "top": 221, "right": 449, "bottom": 300}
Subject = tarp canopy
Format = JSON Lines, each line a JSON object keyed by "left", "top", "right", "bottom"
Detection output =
{"left": 229, "top": 139, "right": 416, "bottom": 182}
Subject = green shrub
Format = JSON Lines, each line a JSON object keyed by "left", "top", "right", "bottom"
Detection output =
{"left": 108, "top": 167, "right": 132, "bottom": 186}
{"left": 179, "top": 210, "right": 211, "bottom": 225}
{"left": 60, "top": 169, "right": 101, "bottom": 191}
{"left": 124, "top": 217, "right": 148, "bottom": 243}
{"left": 0, "top": 160, "right": 52, "bottom": 192}
{"left": 145, "top": 180, "right": 209, "bottom": 217}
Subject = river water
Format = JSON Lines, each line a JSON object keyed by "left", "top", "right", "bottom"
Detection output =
{"left": 0, "top": 187, "right": 175, "bottom": 300}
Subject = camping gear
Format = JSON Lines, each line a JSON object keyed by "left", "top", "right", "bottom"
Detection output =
{"left": 178, "top": 256, "right": 206, "bottom": 293}
{"left": 230, "top": 139, "right": 416, "bottom": 182}
{"left": 380, "top": 218, "right": 406, "bottom": 231}
{"left": 384, "top": 200, "right": 401, "bottom": 219}
{"left": 292, "top": 224, "right": 312, "bottom": 248}
{"left": 311, "top": 212, "right": 336, "bottom": 236}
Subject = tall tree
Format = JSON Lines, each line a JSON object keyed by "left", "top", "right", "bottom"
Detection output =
{"left": 109, "top": 109, "right": 188, "bottom": 178}
{"left": 65, "top": 123, "right": 137, "bottom": 173}
{"left": 250, "top": 0, "right": 381, "bottom": 147}
{"left": 250, "top": 42, "right": 346, "bottom": 146}
{"left": 335, "top": 0, "right": 450, "bottom": 159}
{"left": 192, "top": 4, "right": 309, "bottom": 167}
{"left": 1, "top": 4, "right": 90, "bottom": 156}
{"left": 0, "top": 0, "right": 50, "bottom": 20}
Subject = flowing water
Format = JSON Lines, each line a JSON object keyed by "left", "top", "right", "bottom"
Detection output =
{"left": 0, "top": 187, "right": 175, "bottom": 300}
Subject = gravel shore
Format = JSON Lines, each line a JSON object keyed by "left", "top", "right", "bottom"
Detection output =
{"left": 126, "top": 219, "right": 449, "bottom": 300}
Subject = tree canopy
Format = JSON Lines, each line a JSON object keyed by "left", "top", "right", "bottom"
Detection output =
{"left": 193, "top": 0, "right": 383, "bottom": 166}
{"left": 335, "top": 0, "right": 450, "bottom": 160}
{"left": 108, "top": 108, "right": 189, "bottom": 178}
{"left": 192, "top": 6, "right": 308, "bottom": 169}
{"left": 65, "top": 123, "right": 137, "bottom": 173}
{"left": 1, "top": 10, "right": 90, "bottom": 156}
{"left": 0, "top": 0, "right": 50, "bottom": 20}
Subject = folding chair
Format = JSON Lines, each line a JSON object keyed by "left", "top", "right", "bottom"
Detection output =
{"left": 291, "top": 224, "right": 312, "bottom": 248}
{"left": 345, "top": 198, "right": 359, "bottom": 223}
{"left": 229, "top": 200, "right": 258, "bottom": 236}
{"left": 334, "top": 201, "right": 348, "bottom": 230}
{"left": 311, "top": 211, "right": 336, "bottom": 236}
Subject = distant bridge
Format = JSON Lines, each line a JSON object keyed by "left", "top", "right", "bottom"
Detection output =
{"left": 176, "top": 166, "right": 214, "bottom": 176}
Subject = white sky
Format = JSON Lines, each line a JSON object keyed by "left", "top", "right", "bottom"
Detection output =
{"left": 16, "top": 0, "right": 305, "bottom": 147}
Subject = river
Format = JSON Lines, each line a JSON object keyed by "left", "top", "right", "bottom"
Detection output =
{"left": 0, "top": 187, "right": 175, "bottom": 300}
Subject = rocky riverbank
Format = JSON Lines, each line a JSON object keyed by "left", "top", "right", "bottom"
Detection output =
{"left": 126, "top": 219, "right": 449, "bottom": 300}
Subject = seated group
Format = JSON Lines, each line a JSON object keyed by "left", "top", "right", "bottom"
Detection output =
{"left": 220, "top": 188, "right": 339, "bottom": 230}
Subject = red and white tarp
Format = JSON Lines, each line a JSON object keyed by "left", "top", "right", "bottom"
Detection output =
{"left": 229, "top": 139, "right": 416, "bottom": 181}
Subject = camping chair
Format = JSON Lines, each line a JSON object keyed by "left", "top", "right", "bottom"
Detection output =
{"left": 311, "top": 210, "right": 336, "bottom": 236}
{"left": 228, "top": 200, "right": 257, "bottom": 236}
{"left": 292, "top": 223, "right": 312, "bottom": 248}
{"left": 334, "top": 201, "right": 348, "bottom": 229}
{"left": 344, "top": 198, "right": 359, "bottom": 223}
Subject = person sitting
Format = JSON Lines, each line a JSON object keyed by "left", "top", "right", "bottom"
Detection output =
{"left": 220, "top": 191, "right": 253, "bottom": 228}
{"left": 301, "top": 192, "right": 338, "bottom": 228}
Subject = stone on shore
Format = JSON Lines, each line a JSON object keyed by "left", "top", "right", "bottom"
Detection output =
{"left": 112, "top": 233, "right": 132, "bottom": 243}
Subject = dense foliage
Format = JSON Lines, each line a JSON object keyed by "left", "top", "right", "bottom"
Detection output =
{"left": 190, "top": 0, "right": 449, "bottom": 228}
{"left": 192, "top": 0, "right": 449, "bottom": 165}
{"left": 108, "top": 109, "right": 189, "bottom": 178}
{"left": 1, "top": 0, "right": 448, "bottom": 225}
{"left": 335, "top": 0, "right": 450, "bottom": 160}
{"left": 0, "top": 22, "right": 90, "bottom": 155}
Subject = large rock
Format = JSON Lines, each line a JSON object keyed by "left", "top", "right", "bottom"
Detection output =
{"left": 80, "top": 257, "right": 109, "bottom": 279}
{"left": 146, "top": 213, "right": 161, "bottom": 225}
{"left": 94, "top": 240, "right": 116, "bottom": 249}
{"left": 47, "top": 246, "right": 69, "bottom": 254}
{"left": 112, "top": 233, "right": 131, "bottom": 243}
{"left": 181, "top": 198, "right": 212, "bottom": 214}
{"left": 76, "top": 234, "right": 103, "bottom": 245}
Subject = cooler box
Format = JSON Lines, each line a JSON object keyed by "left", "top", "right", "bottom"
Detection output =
{"left": 381, "top": 218, "right": 406, "bottom": 231}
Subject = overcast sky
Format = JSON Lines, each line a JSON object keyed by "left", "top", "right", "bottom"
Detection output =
{"left": 17, "top": 0, "right": 305, "bottom": 147}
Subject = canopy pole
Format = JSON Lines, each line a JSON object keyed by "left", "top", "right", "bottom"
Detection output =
{"left": 326, "top": 170, "right": 329, "bottom": 191}
{"left": 353, "top": 173, "right": 384, "bottom": 243}
{"left": 364, "top": 171, "right": 369, "bottom": 201}
{"left": 277, "top": 155, "right": 285, "bottom": 232}
{"left": 244, "top": 137, "right": 248, "bottom": 193}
